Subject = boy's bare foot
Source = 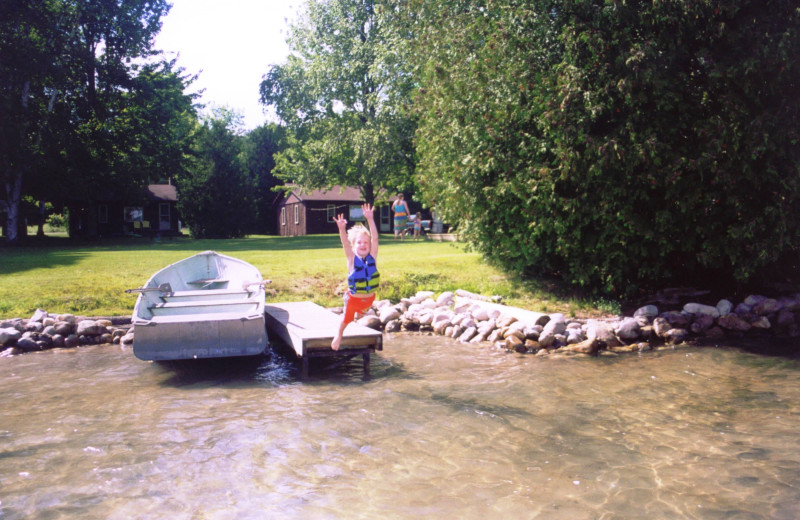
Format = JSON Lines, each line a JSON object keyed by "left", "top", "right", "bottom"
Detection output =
{"left": 331, "top": 337, "right": 341, "bottom": 351}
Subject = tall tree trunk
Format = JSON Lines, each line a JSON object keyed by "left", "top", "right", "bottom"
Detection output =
{"left": 37, "top": 200, "right": 46, "bottom": 236}
{"left": 4, "top": 170, "right": 23, "bottom": 243}
{"left": 362, "top": 182, "right": 375, "bottom": 206}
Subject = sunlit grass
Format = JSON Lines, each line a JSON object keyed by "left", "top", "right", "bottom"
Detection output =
{"left": 0, "top": 234, "right": 616, "bottom": 319}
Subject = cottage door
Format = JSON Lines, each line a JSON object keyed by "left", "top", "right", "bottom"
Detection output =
{"left": 159, "top": 203, "right": 171, "bottom": 231}
{"left": 379, "top": 206, "right": 391, "bottom": 233}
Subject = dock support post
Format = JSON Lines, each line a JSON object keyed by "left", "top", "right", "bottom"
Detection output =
{"left": 302, "top": 357, "right": 309, "bottom": 380}
{"left": 363, "top": 353, "right": 370, "bottom": 378}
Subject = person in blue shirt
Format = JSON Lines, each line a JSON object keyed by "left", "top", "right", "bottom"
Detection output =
{"left": 391, "top": 193, "right": 409, "bottom": 240}
{"left": 332, "top": 203, "right": 380, "bottom": 350}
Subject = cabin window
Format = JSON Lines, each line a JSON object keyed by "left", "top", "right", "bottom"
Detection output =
{"left": 124, "top": 206, "right": 143, "bottom": 222}
{"left": 98, "top": 204, "right": 108, "bottom": 224}
{"left": 327, "top": 204, "right": 336, "bottom": 222}
{"left": 294, "top": 204, "right": 299, "bottom": 224}
{"left": 281, "top": 207, "right": 286, "bottom": 226}
{"left": 349, "top": 205, "right": 364, "bottom": 221}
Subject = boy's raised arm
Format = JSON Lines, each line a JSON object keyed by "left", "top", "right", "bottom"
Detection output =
{"left": 334, "top": 213, "right": 354, "bottom": 264}
{"left": 363, "top": 204, "right": 379, "bottom": 259}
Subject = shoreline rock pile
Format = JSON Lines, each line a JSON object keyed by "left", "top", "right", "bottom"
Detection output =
{"left": 2, "top": 290, "right": 799, "bottom": 358}
{"left": 355, "top": 290, "right": 800, "bottom": 356}
{"left": 0, "top": 311, "right": 132, "bottom": 357}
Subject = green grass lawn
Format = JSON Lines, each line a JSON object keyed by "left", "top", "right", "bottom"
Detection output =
{"left": 0, "top": 234, "right": 618, "bottom": 319}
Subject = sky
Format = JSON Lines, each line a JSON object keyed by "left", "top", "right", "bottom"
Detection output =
{"left": 154, "top": 0, "right": 303, "bottom": 129}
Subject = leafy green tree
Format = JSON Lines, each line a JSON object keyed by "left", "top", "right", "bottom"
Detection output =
{"left": 259, "top": 0, "right": 416, "bottom": 205}
{"left": 1, "top": 0, "right": 70, "bottom": 241}
{"left": 243, "top": 123, "right": 286, "bottom": 234}
{"left": 0, "top": 0, "right": 172, "bottom": 242}
{"left": 410, "top": 0, "right": 800, "bottom": 295}
{"left": 121, "top": 59, "right": 199, "bottom": 186}
{"left": 178, "top": 109, "right": 256, "bottom": 238}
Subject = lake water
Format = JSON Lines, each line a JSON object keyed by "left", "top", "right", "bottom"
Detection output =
{"left": 1, "top": 334, "right": 800, "bottom": 519}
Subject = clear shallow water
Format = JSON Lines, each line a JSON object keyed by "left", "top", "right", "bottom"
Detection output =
{"left": 1, "top": 335, "right": 800, "bottom": 519}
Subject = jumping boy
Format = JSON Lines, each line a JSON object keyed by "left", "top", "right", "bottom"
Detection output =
{"left": 331, "top": 203, "right": 379, "bottom": 351}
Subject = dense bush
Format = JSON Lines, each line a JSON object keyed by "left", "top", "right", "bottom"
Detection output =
{"left": 410, "top": 0, "right": 800, "bottom": 296}
{"left": 177, "top": 112, "right": 256, "bottom": 239}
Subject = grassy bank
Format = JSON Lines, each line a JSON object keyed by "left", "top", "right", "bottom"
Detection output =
{"left": 0, "top": 234, "right": 618, "bottom": 319}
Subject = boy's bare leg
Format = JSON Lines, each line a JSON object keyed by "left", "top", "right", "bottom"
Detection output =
{"left": 332, "top": 319, "right": 347, "bottom": 350}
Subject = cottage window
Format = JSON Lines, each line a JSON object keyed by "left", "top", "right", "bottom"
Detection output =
{"left": 281, "top": 207, "right": 286, "bottom": 226}
{"left": 98, "top": 204, "right": 108, "bottom": 224}
{"left": 349, "top": 205, "right": 364, "bottom": 221}
{"left": 294, "top": 204, "right": 299, "bottom": 224}
{"left": 327, "top": 204, "right": 336, "bottom": 222}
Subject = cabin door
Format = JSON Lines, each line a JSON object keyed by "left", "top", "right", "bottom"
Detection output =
{"left": 379, "top": 206, "right": 391, "bottom": 232}
{"left": 159, "top": 203, "right": 171, "bottom": 231}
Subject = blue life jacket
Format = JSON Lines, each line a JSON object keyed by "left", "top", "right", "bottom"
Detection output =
{"left": 348, "top": 254, "right": 380, "bottom": 294}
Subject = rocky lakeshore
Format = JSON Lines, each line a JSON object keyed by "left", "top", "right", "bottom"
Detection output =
{"left": 2, "top": 289, "right": 800, "bottom": 358}
{"left": 0, "top": 310, "right": 133, "bottom": 357}
{"left": 356, "top": 289, "right": 800, "bottom": 356}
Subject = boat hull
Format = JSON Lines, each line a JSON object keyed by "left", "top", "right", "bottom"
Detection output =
{"left": 131, "top": 251, "right": 268, "bottom": 361}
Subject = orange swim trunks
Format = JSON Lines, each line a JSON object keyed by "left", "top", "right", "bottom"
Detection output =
{"left": 343, "top": 292, "right": 375, "bottom": 325}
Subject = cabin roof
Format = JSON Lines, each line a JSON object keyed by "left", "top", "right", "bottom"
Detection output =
{"left": 289, "top": 186, "right": 364, "bottom": 202}
{"left": 147, "top": 184, "right": 178, "bottom": 202}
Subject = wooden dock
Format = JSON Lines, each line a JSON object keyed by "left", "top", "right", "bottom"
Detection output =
{"left": 264, "top": 301, "right": 383, "bottom": 379}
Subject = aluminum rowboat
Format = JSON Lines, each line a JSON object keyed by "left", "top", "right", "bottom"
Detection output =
{"left": 128, "top": 251, "right": 268, "bottom": 361}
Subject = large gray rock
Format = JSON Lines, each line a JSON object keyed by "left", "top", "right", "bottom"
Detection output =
{"left": 410, "top": 291, "right": 435, "bottom": 304}
{"left": 753, "top": 299, "right": 781, "bottom": 316}
{"left": 718, "top": 314, "right": 752, "bottom": 332}
{"left": 53, "top": 321, "right": 75, "bottom": 336}
{"left": 562, "top": 337, "right": 601, "bottom": 355}
{"left": 478, "top": 319, "right": 497, "bottom": 336}
{"left": 30, "top": 308, "right": 48, "bottom": 323}
{"left": 416, "top": 310, "right": 434, "bottom": 326}
{"left": 436, "top": 291, "right": 454, "bottom": 307}
{"left": 471, "top": 307, "right": 490, "bottom": 322}
{"left": 615, "top": 317, "right": 641, "bottom": 340}
{"left": 633, "top": 305, "right": 659, "bottom": 320}
{"left": 716, "top": 299, "right": 734, "bottom": 316}
{"left": 458, "top": 327, "right": 478, "bottom": 343}
{"left": 379, "top": 306, "right": 402, "bottom": 324}
{"left": 653, "top": 317, "right": 671, "bottom": 338}
{"left": 683, "top": 303, "right": 720, "bottom": 318}
{"left": 16, "top": 336, "right": 40, "bottom": 352}
{"left": 662, "top": 311, "right": 691, "bottom": 328}
{"left": 690, "top": 314, "right": 715, "bottom": 334}
{"left": 750, "top": 316, "right": 771, "bottom": 329}
{"left": 357, "top": 315, "right": 382, "bottom": 331}
{"left": 0, "top": 328, "right": 22, "bottom": 346}
{"left": 665, "top": 328, "right": 690, "bottom": 343}
{"left": 586, "top": 321, "right": 621, "bottom": 347}
{"left": 76, "top": 320, "right": 107, "bottom": 336}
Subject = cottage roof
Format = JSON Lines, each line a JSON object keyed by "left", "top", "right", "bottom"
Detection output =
{"left": 147, "top": 184, "right": 178, "bottom": 202}
{"left": 290, "top": 186, "right": 364, "bottom": 202}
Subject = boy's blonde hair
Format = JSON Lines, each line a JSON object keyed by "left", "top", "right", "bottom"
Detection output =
{"left": 347, "top": 223, "right": 371, "bottom": 245}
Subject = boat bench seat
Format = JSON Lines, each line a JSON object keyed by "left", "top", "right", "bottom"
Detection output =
{"left": 149, "top": 298, "right": 262, "bottom": 317}
{"left": 164, "top": 289, "right": 253, "bottom": 302}
{"left": 187, "top": 278, "right": 228, "bottom": 285}
{"left": 151, "top": 298, "right": 258, "bottom": 309}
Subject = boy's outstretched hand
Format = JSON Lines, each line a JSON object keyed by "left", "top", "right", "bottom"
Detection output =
{"left": 362, "top": 203, "right": 374, "bottom": 220}
{"left": 334, "top": 213, "right": 347, "bottom": 230}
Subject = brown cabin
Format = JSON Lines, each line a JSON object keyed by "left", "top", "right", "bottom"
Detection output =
{"left": 68, "top": 183, "right": 181, "bottom": 238}
{"left": 277, "top": 186, "right": 395, "bottom": 236}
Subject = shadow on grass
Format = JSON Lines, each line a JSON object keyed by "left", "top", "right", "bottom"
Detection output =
{"left": 0, "top": 234, "right": 345, "bottom": 275}
{"left": 0, "top": 245, "right": 91, "bottom": 276}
